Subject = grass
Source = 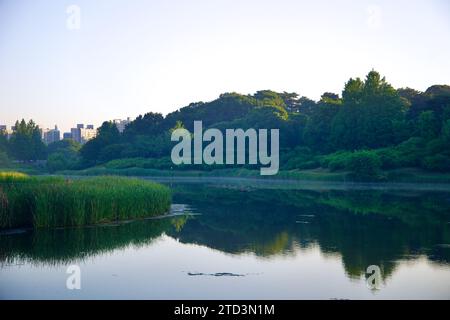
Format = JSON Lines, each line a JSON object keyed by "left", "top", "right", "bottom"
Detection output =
{"left": 0, "top": 172, "right": 171, "bottom": 229}
{"left": 57, "top": 164, "right": 450, "bottom": 183}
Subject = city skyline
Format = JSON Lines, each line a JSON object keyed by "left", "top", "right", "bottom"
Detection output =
{"left": 0, "top": 118, "right": 135, "bottom": 144}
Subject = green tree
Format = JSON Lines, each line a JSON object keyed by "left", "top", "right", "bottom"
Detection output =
{"left": 304, "top": 93, "right": 341, "bottom": 152}
{"left": 46, "top": 139, "right": 81, "bottom": 172}
{"left": 0, "top": 130, "right": 8, "bottom": 153}
{"left": 80, "top": 121, "right": 120, "bottom": 163}
{"left": 8, "top": 119, "right": 47, "bottom": 161}
{"left": 346, "top": 150, "right": 382, "bottom": 181}
{"left": 331, "top": 71, "right": 406, "bottom": 150}
{"left": 417, "top": 111, "right": 440, "bottom": 140}
{"left": 442, "top": 119, "right": 450, "bottom": 143}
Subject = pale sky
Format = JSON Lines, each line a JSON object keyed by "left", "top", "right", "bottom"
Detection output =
{"left": 1, "top": 0, "right": 449, "bottom": 133}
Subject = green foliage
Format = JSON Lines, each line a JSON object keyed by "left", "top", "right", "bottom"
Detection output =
{"left": 8, "top": 119, "right": 47, "bottom": 161}
{"left": 418, "top": 111, "right": 440, "bottom": 139}
{"left": 422, "top": 154, "right": 450, "bottom": 172}
{"left": 47, "top": 153, "right": 71, "bottom": 172}
{"left": 345, "top": 150, "right": 382, "bottom": 180}
{"left": 0, "top": 151, "right": 10, "bottom": 167}
{"left": 80, "top": 121, "right": 120, "bottom": 163}
{"left": 47, "top": 139, "right": 81, "bottom": 154}
{"left": 320, "top": 151, "right": 351, "bottom": 171}
{"left": 124, "top": 112, "right": 164, "bottom": 136}
{"left": 319, "top": 150, "right": 382, "bottom": 180}
{"left": 47, "top": 139, "right": 81, "bottom": 172}
{"left": 0, "top": 173, "right": 171, "bottom": 229}
{"left": 331, "top": 71, "right": 406, "bottom": 150}
{"left": 303, "top": 94, "right": 341, "bottom": 152}
{"left": 281, "top": 147, "right": 319, "bottom": 170}
{"left": 375, "top": 137, "right": 426, "bottom": 169}
{"left": 0, "top": 131, "right": 8, "bottom": 153}
{"left": 59, "top": 70, "right": 448, "bottom": 175}
{"left": 442, "top": 119, "right": 450, "bottom": 143}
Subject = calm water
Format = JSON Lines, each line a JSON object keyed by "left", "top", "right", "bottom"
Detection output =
{"left": 1, "top": 178, "right": 450, "bottom": 299}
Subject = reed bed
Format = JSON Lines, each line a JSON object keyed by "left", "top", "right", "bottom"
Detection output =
{"left": 0, "top": 172, "right": 171, "bottom": 229}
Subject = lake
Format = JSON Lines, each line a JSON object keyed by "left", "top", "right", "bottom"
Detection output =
{"left": 1, "top": 177, "right": 450, "bottom": 299}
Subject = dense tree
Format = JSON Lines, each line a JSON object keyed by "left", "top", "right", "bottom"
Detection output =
{"left": 72, "top": 70, "right": 449, "bottom": 174}
{"left": 0, "top": 130, "right": 8, "bottom": 153}
{"left": 331, "top": 71, "right": 406, "bottom": 150}
{"left": 417, "top": 111, "right": 440, "bottom": 140}
{"left": 303, "top": 93, "right": 341, "bottom": 152}
{"left": 8, "top": 119, "right": 46, "bottom": 161}
{"left": 124, "top": 112, "right": 164, "bottom": 137}
{"left": 46, "top": 139, "right": 81, "bottom": 172}
{"left": 80, "top": 121, "right": 120, "bottom": 163}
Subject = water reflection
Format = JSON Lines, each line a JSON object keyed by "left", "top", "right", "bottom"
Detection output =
{"left": 1, "top": 181, "right": 450, "bottom": 287}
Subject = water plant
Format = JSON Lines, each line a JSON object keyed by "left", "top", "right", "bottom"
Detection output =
{"left": 0, "top": 172, "right": 171, "bottom": 229}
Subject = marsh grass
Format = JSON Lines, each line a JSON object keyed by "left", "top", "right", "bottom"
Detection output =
{"left": 0, "top": 172, "right": 171, "bottom": 229}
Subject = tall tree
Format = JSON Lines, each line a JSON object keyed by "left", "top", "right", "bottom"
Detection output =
{"left": 331, "top": 71, "right": 406, "bottom": 150}
{"left": 80, "top": 121, "right": 120, "bottom": 163}
{"left": 8, "top": 119, "right": 46, "bottom": 161}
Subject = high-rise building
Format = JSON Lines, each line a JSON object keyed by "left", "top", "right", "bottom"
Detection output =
{"left": 113, "top": 117, "right": 131, "bottom": 133}
{"left": 70, "top": 127, "right": 81, "bottom": 143}
{"left": 63, "top": 132, "right": 72, "bottom": 140}
{"left": 43, "top": 126, "right": 61, "bottom": 145}
{"left": 81, "top": 126, "right": 97, "bottom": 142}
{"left": 70, "top": 124, "right": 97, "bottom": 144}
{"left": 5, "top": 126, "right": 15, "bottom": 139}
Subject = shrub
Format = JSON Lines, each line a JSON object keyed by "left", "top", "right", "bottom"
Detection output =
{"left": 346, "top": 150, "right": 382, "bottom": 181}
{"left": 281, "top": 147, "right": 320, "bottom": 170}
{"left": 376, "top": 148, "right": 401, "bottom": 169}
{"left": 393, "top": 137, "right": 427, "bottom": 167}
{"left": 422, "top": 154, "right": 450, "bottom": 172}
{"left": 320, "top": 151, "right": 351, "bottom": 171}
{"left": 0, "top": 151, "right": 10, "bottom": 167}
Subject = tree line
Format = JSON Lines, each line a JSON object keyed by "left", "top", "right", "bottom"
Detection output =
{"left": 2, "top": 70, "right": 450, "bottom": 177}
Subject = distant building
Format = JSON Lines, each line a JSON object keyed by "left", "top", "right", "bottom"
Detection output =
{"left": 113, "top": 117, "right": 131, "bottom": 133}
{"left": 70, "top": 124, "right": 97, "bottom": 144}
{"left": 63, "top": 132, "right": 72, "bottom": 140}
{"left": 70, "top": 127, "right": 81, "bottom": 143}
{"left": 1, "top": 125, "right": 15, "bottom": 139}
{"left": 42, "top": 125, "right": 61, "bottom": 145}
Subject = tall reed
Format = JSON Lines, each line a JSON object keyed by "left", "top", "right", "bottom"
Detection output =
{"left": 0, "top": 172, "right": 171, "bottom": 229}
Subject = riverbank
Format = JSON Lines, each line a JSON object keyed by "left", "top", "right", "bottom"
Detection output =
{"left": 52, "top": 166, "right": 450, "bottom": 184}
{"left": 0, "top": 172, "right": 171, "bottom": 229}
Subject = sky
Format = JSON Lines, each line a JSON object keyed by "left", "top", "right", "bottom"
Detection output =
{"left": 0, "top": 0, "right": 449, "bottom": 133}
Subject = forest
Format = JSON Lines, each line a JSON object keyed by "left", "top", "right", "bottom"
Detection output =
{"left": 1, "top": 70, "right": 450, "bottom": 180}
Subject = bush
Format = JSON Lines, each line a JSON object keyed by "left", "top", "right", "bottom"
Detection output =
{"left": 320, "top": 151, "right": 351, "bottom": 171}
{"left": 281, "top": 147, "right": 320, "bottom": 170}
{"left": 393, "top": 137, "right": 426, "bottom": 167}
{"left": 0, "top": 151, "right": 10, "bottom": 167}
{"left": 443, "top": 119, "right": 450, "bottom": 143}
{"left": 47, "top": 151, "right": 80, "bottom": 173}
{"left": 422, "top": 154, "right": 450, "bottom": 172}
{"left": 346, "top": 150, "right": 382, "bottom": 181}
{"left": 376, "top": 148, "right": 401, "bottom": 169}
